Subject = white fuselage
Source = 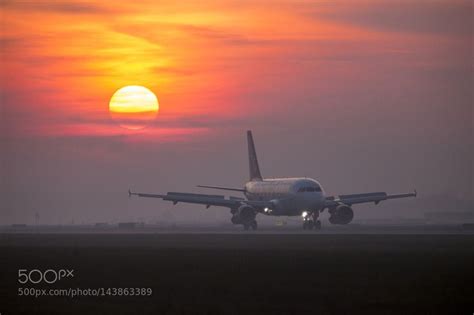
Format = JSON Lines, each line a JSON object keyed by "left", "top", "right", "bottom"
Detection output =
{"left": 244, "top": 178, "right": 326, "bottom": 216}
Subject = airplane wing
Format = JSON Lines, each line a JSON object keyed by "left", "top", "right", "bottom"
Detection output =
{"left": 324, "top": 190, "right": 417, "bottom": 208}
{"left": 128, "top": 190, "right": 272, "bottom": 211}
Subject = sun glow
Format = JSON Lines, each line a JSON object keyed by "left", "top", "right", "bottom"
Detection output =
{"left": 109, "top": 85, "right": 159, "bottom": 130}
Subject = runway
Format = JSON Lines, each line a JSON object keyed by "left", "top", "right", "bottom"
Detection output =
{"left": 1, "top": 226, "right": 473, "bottom": 314}
{"left": 1, "top": 222, "right": 473, "bottom": 235}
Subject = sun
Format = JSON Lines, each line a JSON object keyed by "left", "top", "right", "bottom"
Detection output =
{"left": 109, "top": 85, "right": 159, "bottom": 130}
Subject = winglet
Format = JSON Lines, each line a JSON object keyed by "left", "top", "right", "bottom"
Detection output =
{"left": 128, "top": 189, "right": 133, "bottom": 198}
{"left": 414, "top": 189, "right": 417, "bottom": 197}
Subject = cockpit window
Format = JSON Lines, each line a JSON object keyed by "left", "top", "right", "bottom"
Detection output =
{"left": 297, "top": 186, "right": 322, "bottom": 193}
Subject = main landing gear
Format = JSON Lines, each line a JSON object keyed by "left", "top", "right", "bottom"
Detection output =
{"left": 243, "top": 220, "right": 258, "bottom": 231}
{"left": 303, "top": 213, "right": 321, "bottom": 230}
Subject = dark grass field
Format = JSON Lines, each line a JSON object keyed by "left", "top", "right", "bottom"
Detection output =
{"left": 1, "top": 232, "right": 473, "bottom": 314}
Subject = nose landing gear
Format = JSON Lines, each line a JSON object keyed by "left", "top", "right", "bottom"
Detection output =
{"left": 303, "top": 213, "right": 321, "bottom": 230}
{"left": 244, "top": 220, "right": 258, "bottom": 230}
{"left": 303, "top": 219, "right": 314, "bottom": 230}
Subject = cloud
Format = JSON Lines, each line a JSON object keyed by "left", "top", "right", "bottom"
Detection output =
{"left": 1, "top": 0, "right": 112, "bottom": 15}
{"left": 111, "top": 21, "right": 270, "bottom": 49}
{"left": 0, "top": 35, "right": 26, "bottom": 48}
{"left": 151, "top": 66, "right": 197, "bottom": 76}
{"left": 304, "top": 0, "right": 472, "bottom": 36}
{"left": 176, "top": 24, "right": 267, "bottom": 46}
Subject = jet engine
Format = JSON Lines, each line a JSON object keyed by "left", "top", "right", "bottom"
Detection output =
{"left": 231, "top": 205, "right": 256, "bottom": 224}
{"left": 328, "top": 204, "right": 354, "bottom": 225}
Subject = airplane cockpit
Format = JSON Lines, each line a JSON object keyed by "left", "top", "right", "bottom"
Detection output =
{"left": 294, "top": 179, "right": 323, "bottom": 193}
{"left": 297, "top": 186, "right": 322, "bottom": 193}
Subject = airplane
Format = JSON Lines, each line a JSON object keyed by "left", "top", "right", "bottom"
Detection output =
{"left": 129, "top": 130, "right": 416, "bottom": 230}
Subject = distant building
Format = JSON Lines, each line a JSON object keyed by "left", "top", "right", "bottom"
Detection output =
{"left": 424, "top": 211, "right": 474, "bottom": 224}
{"left": 11, "top": 224, "right": 27, "bottom": 228}
{"left": 118, "top": 222, "right": 145, "bottom": 229}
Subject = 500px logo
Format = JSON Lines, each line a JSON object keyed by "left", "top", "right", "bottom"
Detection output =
{"left": 18, "top": 269, "right": 74, "bottom": 284}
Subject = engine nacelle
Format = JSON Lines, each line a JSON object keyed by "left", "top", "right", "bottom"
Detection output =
{"left": 231, "top": 205, "right": 256, "bottom": 224}
{"left": 329, "top": 205, "right": 354, "bottom": 225}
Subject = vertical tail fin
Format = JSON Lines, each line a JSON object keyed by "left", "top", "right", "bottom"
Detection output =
{"left": 247, "top": 130, "right": 263, "bottom": 181}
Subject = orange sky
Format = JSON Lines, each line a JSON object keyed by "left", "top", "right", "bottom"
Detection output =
{"left": 1, "top": 0, "right": 471, "bottom": 141}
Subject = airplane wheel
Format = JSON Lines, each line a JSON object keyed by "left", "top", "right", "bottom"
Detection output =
{"left": 307, "top": 220, "right": 314, "bottom": 230}
{"left": 250, "top": 220, "right": 258, "bottom": 230}
{"left": 314, "top": 220, "right": 321, "bottom": 230}
{"left": 303, "top": 221, "right": 307, "bottom": 230}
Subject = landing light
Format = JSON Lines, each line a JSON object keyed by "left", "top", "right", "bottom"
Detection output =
{"left": 264, "top": 207, "right": 269, "bottom": 213}
{"left": 302, "top": 211, "right": 308, "bottom": 218}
